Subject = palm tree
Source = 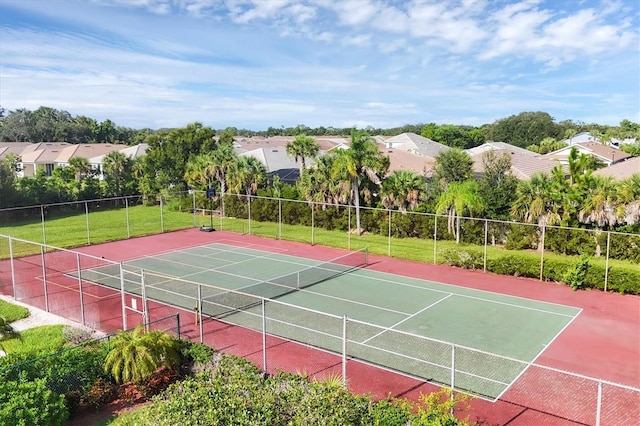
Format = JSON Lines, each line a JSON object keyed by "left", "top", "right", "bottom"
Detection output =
{"left": 0, "top": 317, "right": 22, "bottom": 353}
{"left": 380, "top": 170, "right": 426, "bottom": 212}
{"left": 104, "top": 326, "right": 181, "bottom": 384}
{"left": 578, "top": 175, "right": 619, "bottom": 229}
{"left": 103, "top": 151, "right": 130, "bottom": 198}
{"left": 210, "top": 142, "right": 238, "bottom": 217}
{"left": 511, "top": 172, "right": 561, "bottom": 228}
{"left": 229, "top": 156, "right": 267, "bottom": 196}
{"left": 298, "top": 153, "right": 339, "bottom": 208}
{"left": 286, "top": 134, "right": 319, "bottom": 173}
{"left": 435, "top": 180, "right": 485, "bottom": 243}
{"left": 68, "top": 157, "right": 92, "bottom": 182}
{"left": 184, "top": 152, "right": 216, "bottom": 190}
{"left": 618, "top": 174, "right": 640, "bottom": 225}
{"left": 331, "top": 130, "right": 389, "bottom": 235}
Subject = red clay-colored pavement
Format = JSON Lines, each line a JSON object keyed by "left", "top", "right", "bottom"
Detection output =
{"left": 2, "top": 228, "right": 638, "bottom": 425}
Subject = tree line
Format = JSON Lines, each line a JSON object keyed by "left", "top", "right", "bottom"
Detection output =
{"left": 2, "top": 106, "right": 639, "bottom": 150}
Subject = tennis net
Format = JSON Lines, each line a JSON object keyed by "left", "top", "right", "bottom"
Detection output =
{"left": 201, "top": 248, "right": 368, "bottom": 318}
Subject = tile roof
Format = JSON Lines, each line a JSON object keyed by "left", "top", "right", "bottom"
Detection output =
{"left": 467, "top": 142, "right": 539, "bottom": 157}
{"left": 593, "top": 156, "right": 640, "bottom": 180}
{"left": 382, "top": 133, "right": 450, "bottom": 159}
{"left": 471, "top": 149, "right": 560, "bottom": 180}
{"left": 55, "top": 143, "right": 128, "bottom": 163}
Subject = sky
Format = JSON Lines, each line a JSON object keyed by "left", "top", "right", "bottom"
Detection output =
{"left": 0, "top": 0, "right": 638, "bottom": 131}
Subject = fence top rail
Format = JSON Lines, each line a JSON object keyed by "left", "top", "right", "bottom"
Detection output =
{"left": 0, "top": 234, "right": 120, "bottom": 265}
{"left": 233, "top": 194, "right": 640, "bottom": 238}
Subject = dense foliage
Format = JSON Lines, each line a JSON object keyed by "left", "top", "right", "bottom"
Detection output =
{"left": 114, "top": 352, "right": 469, "bottom": 426}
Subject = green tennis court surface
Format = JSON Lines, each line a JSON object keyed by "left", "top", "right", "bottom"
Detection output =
{"left": 76, "top": 242, "right": 581, "bottom": 400}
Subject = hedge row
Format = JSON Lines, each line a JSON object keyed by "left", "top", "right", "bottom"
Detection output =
{"left": 443, "top": 247, "right": 640, "bottom": 294}
{"left": 218, "top": 195, "right": 640, "bottom": 264}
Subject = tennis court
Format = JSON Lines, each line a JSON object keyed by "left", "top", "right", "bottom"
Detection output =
{"left": 76, "top": 242, "right": 581, "bottom": 400}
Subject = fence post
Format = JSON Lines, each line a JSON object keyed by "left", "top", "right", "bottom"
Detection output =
{"left": 125, "top": 197, "right": 131, "bottom": 238}
{"left": 141, "top": 270, "right": 148, "bottom": 327}
{"left": 539, "top": 224, "right": 546, "bottom": 281}
{"left": 198, "top": 284, "right": 203, "bottom": 344}
{"left": 450, "top": 344, "right": 455, "bottom": 415}
{"left": 595, "top": 380, "right": 602, "bottom": 426}
{"left": 388, "top": 210, "right": 392, "bottom": 256}
{"left": 433, "top": 215, "right": 438, "bottom": 264}
{"left": 248, "top": 196, "right": 252, "bottom": 235}
{"left": 604, "top": 232, "right": 611, "bottom": 292}
{"left": 348, "top": 207, "right": 351, "bottom": 250}
{"left": 192, "top": 191, "right": 197, "bottom": 227}
{"left": 483, "top": 219, "right": 488, "bottom": 272}
{"left": 262, "top": 299, "right": 267, "bottom": 373}
{"left": 311, "top": 205, "right": 315, "bottom": 245}
{"left": 9, "top": 236, "right": 16, "bottom": 299}
{"left": 159, "top": 196, "right": 164, "bottom": 233}
{"left": 278, "top": 199, "right": 282, "bottom": 240}
{"left": 119, "top": 263, "right": 127, "bottom": 330}
{"left": 342, "top": 315, "right": 347, "bottom": 389}
{"left": 176, "top": 312, "right": 181, "bottom": 339}
{"left": 77, "top": 253, "right": 85, "bottom": 325}
{"left": 41, "top": 245, "right": 49, "bottom": 312}
{"left": 85, "top": 201, "right": 90, "bottom": 245}
{"left": 41, "top": 205, "right": 46, "bottom": 245}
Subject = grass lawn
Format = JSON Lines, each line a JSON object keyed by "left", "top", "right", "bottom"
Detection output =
{"left": 0, "top": 299, "right": 30, "bottom": 322}
{"left": 0, "top": 324, "right": 67, "bottom": 355}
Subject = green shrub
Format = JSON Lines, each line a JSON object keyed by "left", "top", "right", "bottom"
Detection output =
{"left": 442, "top": 248, "right": 483, "bottom": 270}
{"left": 563, "top": 254, "right": 591, "bottom": 290}
{"left": 0, "top": 379, "right": 68, "bottom": 426}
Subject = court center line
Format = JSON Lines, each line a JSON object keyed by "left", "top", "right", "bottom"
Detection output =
{"left": 361, "top": 294, "right": 453, "bottom": 345}
{"left": 346, "top": 271, "right": 576, "bottom": 318}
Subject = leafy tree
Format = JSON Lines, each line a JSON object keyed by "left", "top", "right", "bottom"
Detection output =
{"left": 527, "top": 137, "right": 567, "bottom": 154}
{"left": 432, "top": 148, "right": 473, "bottom": 188}
{"left": 380, "top": 170, "right": 426, "bottom": 212}
{"left": 485, "top": 111, "right": 561, "bottom": 148}
{"left": 331, "top": 130, "right": 389, "bottom": 234}
{"left": 140, "top": 123, "right": 216, "bottom": 193}
{"left": 104, "top": 326, "right": 181, "bottom": 384}
{"left": 435, "top": 180, "right": 485, "bottom": 243}
{"left": 218, "top": 128, "right": 235, "bottom": 146}
{"left": 477, "top": 151, "right": 518, "bottom": 220}
{"left": 620, "top": 142, "right": 640, "bottom": 156}
{"left": 286, "top": 134, "right": 320, "bottom": 173}
{"left": 0, "top": 155, "right": 20, "bottom": 208}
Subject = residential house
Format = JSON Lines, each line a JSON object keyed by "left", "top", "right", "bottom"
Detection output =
{"left": 16, "top": 142, "right": 71, "bottom": 177}
{"left": 544, "top": 142, "right": 631, "bottom": 167}
{"left": 470, "top": 149, "right": 560, "bottom": 180}
{"left": 466, "top": 141, "right": 539, "bottom": 157}
{"left": 54, "top": 143, "right": 129, "bottom": 178}
{"left": 89, "top": 144, "right": 149, "bottom": 180}
{"left": 238, "top": 146, "right": 318, "bottom": 184}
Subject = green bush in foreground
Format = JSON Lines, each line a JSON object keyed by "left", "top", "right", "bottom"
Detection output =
{"left": 0, "top": 379, "right": 68, "bottom": 426}
{"left": 0, "top": 300, "right": 30, "bottom": 322}
{"left": 112, "top": 353, "right": 469, "bottom": 426}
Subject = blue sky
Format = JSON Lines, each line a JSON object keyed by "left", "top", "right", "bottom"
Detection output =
{"left": 0, "top": 0, "right": 638, "bottom": 131}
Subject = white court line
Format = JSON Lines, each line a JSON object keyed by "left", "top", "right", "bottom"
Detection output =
{"left": 344, "top": 271, "right": 577, "bottom": 318}
{"left": 494, "top": 306, "right": 584, "bottom": 401}
{"left": 361, "top": 294, "right": 453, "bottom": 345}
